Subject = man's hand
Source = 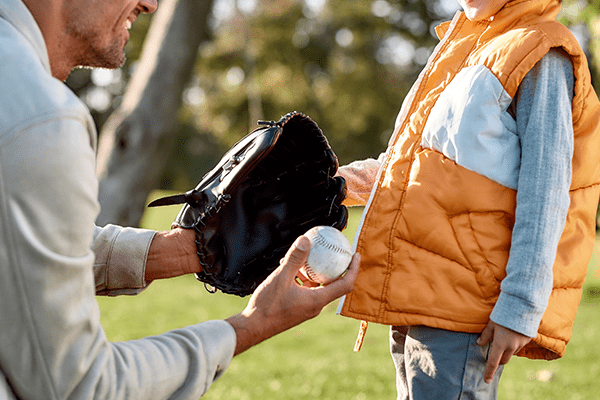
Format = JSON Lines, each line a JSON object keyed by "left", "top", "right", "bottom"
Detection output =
{"left": 226, "top": 235, "right": 360, "bottom": 356}
{"left": 477, "top": 320, "right": 532, "bottom": 384}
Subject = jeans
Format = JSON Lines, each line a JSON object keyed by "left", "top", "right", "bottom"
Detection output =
{"left": 390, "top": 326, "right": 504, "bottom": 400}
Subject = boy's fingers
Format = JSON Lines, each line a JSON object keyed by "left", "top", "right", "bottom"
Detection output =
{"left": 484, "top": 344, "right": 502, "bottom": 384}
{"left": 477, "top": 322, "right": 494, "bottom": 346}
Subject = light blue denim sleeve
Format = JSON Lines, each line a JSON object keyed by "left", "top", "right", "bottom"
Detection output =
{"left": 490, "top": 48, "right": 574, "bottom": 337}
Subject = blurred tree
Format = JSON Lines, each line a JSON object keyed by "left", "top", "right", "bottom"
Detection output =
{"left": 557, "top": 0, "right": 600, "bottom": 228}
{"left": 185, "top": 0, "right": 459, "bottom": 172}
{"left": 174, "top": 0, "right": 600, "bottom": 228}
{"left": 94, "top": 0, "right": 215, "bottom": 227}
{"left": 559, "top": 0, "right": 599, "bottom": 88}
{"left": 67, "top": 0, "right": 598, "bottom": 227}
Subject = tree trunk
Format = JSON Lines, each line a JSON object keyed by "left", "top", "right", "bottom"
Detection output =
{"left": 95, "top": 0, "right": 214, "bottom": 227}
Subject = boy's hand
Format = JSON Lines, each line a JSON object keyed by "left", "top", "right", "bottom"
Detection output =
{"left": 477, "top": 321, "right": 532, "bottom": 384}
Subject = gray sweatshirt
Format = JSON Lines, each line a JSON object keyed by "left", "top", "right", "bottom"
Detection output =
{"left": 0, "top": 0, "right": 236, "bottom": 398}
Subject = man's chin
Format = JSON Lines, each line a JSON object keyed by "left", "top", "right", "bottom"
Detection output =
{"left": 80, "top": 46, "right": 126, "bottom": 70}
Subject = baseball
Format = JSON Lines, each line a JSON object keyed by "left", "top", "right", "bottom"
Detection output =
{"left": 301, "top": 226, "right": 353, "bottom": 284}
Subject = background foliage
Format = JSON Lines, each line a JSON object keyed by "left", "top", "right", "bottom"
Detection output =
{"left": 66, "top": 0, "right": 600, "bottom": 194}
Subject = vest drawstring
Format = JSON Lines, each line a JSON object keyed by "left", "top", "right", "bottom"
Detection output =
{"left": 353, "top": 320, "right": 369, "bottom": 352}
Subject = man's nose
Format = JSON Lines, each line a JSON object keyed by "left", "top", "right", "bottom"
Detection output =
{"left": 139, "top": 0, "right": 158, "bottom": 14}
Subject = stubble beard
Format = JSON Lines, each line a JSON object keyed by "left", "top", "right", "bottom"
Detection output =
{"left": 66, "top": 20, "right": 127, "bottom": 70}
{"left": 81, "top": 42, "right": 126, "bottom": 70}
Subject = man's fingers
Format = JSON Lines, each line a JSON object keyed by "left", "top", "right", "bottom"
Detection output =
{"left": 317, "top": 253, "right": 360, "bottom": 300}
{"left": 279, "top": 236, "right": 311, "bottom": 278}
{"left": 296, "top": 271, "right": 320, "bottom": 288}
{"left": 342, "top": 252, "right": 360, "bottom": 285}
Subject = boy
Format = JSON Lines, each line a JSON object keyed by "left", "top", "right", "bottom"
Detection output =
{"left": 337, "top": 0, "right": 600, "bottom": 398}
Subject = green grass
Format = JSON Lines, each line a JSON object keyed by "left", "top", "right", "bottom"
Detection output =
{"left": 497, "top": 244, "right": 600, "bottom": 400}
{"left": 97, "top": 191, "right": 600, "bottom": 399}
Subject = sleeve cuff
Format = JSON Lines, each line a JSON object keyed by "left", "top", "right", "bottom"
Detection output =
{"left": 93, "top": 225, "right": 156, "bottom": 295}
{"left": 490, "top": 290, "right": 545, "bottom": 338}
{"left": 197, "top": 320, "right": 236, "bottom": 385}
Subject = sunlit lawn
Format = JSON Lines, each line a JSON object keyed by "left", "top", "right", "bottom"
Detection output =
{"left": 97, "top": 191, "right": 600, "bottom": 399}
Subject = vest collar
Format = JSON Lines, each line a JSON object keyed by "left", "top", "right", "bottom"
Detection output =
{"left": 435, "top": 0, "right": 562, "bottom": 40}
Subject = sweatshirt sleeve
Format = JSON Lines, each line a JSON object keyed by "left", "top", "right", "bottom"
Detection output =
{"left": 93, "top": 224, "right": 156, "bottom": 296}
{"left": 0, "top": 116, "right": 235, "bottom": 400}
{"left": 490, "top": 48, "right": 574, "bottom": 337}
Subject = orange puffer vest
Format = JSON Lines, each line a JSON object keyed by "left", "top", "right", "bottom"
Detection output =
{"left": 340, "top": 0, "right": 600, "bottom": 360}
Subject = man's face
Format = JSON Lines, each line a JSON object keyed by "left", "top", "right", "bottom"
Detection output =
{"left": 62, "top": 0, "right": 157, "bottom": 69}
{"left": 458, "top": 0, "right": 511, "bottom": 21}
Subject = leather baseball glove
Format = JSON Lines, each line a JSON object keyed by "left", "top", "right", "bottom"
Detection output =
{"left": 148, "top": 111, "right": 348, "bottom": 296}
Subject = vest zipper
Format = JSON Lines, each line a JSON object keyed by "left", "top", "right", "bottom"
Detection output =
{"left": 348, "top": 12, "right": 470, "bottom": 351}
